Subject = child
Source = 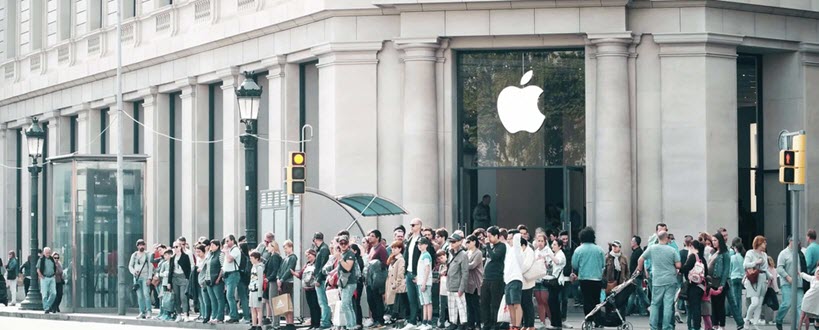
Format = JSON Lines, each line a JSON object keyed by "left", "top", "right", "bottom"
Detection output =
{"left": 157, "top": 249, "right": 174, "bottom": 321}
{"left": 436, "top": 250, "right": 449, "bottom": 329}
{"left": 416, "top": 237, "right": 434, "bottom": 330}
{"left": 702, "top": 284, "right": 723, "bottom": 330}
{"left": 249, "top": 251, "right": 264, "bottom": 330}
{"left": 799, "top": 265, "right": 819, "bottom": 330}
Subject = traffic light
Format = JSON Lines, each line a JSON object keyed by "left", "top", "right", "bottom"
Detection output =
{"left": 780, "top": 134, "right": 806, "bottom": 185}
{"left": 287, "top": 151, "right": 306, "bottom": 194}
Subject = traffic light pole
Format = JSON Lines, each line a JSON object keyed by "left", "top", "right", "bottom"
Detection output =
{"left": 790, "top": 183, "right": 803, "bottom": 330}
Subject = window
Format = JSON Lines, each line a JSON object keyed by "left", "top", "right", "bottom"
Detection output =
{"left": 123, "top": 0, "right": 136, "bottom": 19}
{"left": 30, "top": 0, "right": 45, "bottom": 50}
{"left": 736, "top": 54, "right": 764, "bottom": 246}
{"left": 3, "top": 0, "right": 19, "bottom": 58}
{"left": 58, "top": 0, "right": 73, "bottom": 41}
{"left": 88, "top": 0, "right": 102, "bottom": 30}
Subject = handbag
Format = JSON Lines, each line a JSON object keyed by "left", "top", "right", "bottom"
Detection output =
{"left": 746, "top": 268, "right": 760, "bottom": 284}
{"left": 544, "top": 278, "right": 560, "bottom": 287}
{"left": 606, "top": 281, "right": 618, "bottom": 294}
{"left": 523, "top": 259, "right": 549, "bottom": 282}
{"left": 132, "top": 254, "right": 148, "bottom": 292}
{"left": 764, "top": 287, "right": 779, "bottom": 310}
{"left": 678, "top": 280, "right": 689, "bottom": 301}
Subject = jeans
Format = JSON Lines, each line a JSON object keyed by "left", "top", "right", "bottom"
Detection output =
{"left": 439, "top": 294, "right": 449, "bottom": 326}
{"left": 316, "top": 280, "right": 332, "bottom": 327}
{"left": 466, "top": 292, "right": 481, "bottom": 328}
{"left": 480, "top": 279, "right": 505, "bottom": 330}
{"left": 367, "top": 286, "right": 385, "bottom": 325}
{"left": 687, "top": 285, "right": 704, "bottom": 330}
{"left": 8, "top": 277, "right": 18, "bottom": 304}
{"left": 560, "top": 282, "right": 571, "bottom": 321}
{"left": 627, "top": 282, "right": 650, "bottom": 316}
{"left": 745, "top": 273, "right": 769, "bottom": 323}
{"left": 728, "top": 279, "right": 745, "bottom": 327}
{"left": 548, "top": 284, "right": 564, "bottom": 328}
{"left": 135, "top": 278, "right": 152, "bottom": 315}
{"left": 207, "top": 281, "right": 226, "bottom": 321}
{"left": 649, "top": 284, "right": 677, "bottom": 330}
{"left": 580, "top": 280, "right": 602, "bottom": 318}
{"left": 306, "top": 289, "right": 321, "bottom": 328}
{"left": 522, "top": 289, "right": 535, "bottom": 327}
{"left": 225, "top": 271, "right": 241, "bottom": 320}
{"left": 341, "top": 284, "right": 357, "bottom": 329}
{"left": 776, "top": 284, "right": 804, "bottom": 325}
{"left": 172, "top": 276, "right": 190, "bottom": 315}
{"left": 238, "top": 282, "right": 251, "bottom": 321}
{"left": 41, "top": 276, "right": 57, "bottom": 311}
{"left": 199, "top": 285, "right": 210, "bottom": 320}
{"left": 712, "top": 284, "right": 727, "bottom": 327}
{"left": 53, "top": 282, "right": 64, "bottom": 312}
{"left": 406, "top": 273, "right": 420, "bottom": 325}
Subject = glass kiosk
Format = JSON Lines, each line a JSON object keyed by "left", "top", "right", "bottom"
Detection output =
{"left": 49, "top": 154, "right": 147, "bottom": 312}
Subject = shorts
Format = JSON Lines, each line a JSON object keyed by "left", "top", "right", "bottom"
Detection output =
{"left": 505, "top": 280, "right": 523, "bottom": 305}
{"left": 281, "top": 282, "right": 294, "bottom": 296}
{"left": 419, "top": 285, "right": 432, "bottom": 305}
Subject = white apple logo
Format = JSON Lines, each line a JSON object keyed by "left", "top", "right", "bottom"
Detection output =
{"left": 497, "top": 70, "right": 545, "bottom": 134}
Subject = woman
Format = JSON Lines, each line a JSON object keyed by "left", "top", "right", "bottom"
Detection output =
{"left": 728, "top": 238, "right": 746, "bottom": 330}
{"left": 207, "top": 240, "right": 227, "bottom": 325}
{"left": 350, "top": 243, "right": 365, "bottom": 328}
{"left": 265, "top": 241, "right": 283, "bottom": 327}
{"left": 386, "top": 241, "right": 407, "bottom": 324}
{"left": 709, "top": 233, "right": 731, "bottom": 330}
{"left": 465, "top": 235, "right": 484, "bottom": 330}
{"left": 195, "top": 244, "right": 210, "bottom": 324}
{"left": 0, "top": 258, "right": 7, "bottom": 306}
{"left": 604, "top": 240, "right": 629, "bottom": 296}
{"left": 744, "top": 236, "right": 769, "bottom": 327}
{"left": 278, "top": 240, "right": 298, "bottom": 330}
{"left": 520, "top": 238, "right": 537, "bottom": 330}
{"left": 293, "top": 249, "right": 320, "bottom": 330}
{"left": 682, "top": 240, "right": 708, "bottom": 330}
{"left": 52, "top": 252, "right": 64, "bottom": 313}
{"left": 533, "top": 234, "right": 552, "bottom": 327}
{"left": 6, "top": 251, "right": 18, "bottom": 306}
{"left": 572, "top": 227, "right": 606, "bottom": 320}
{"left": 546, "top": 239, "right": 567, "bottom": 330}
{"left": 700, "top": 233, "right": 714, "bottom": 260}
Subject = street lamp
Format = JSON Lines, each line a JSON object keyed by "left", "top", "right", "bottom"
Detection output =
{"left": 20, "top": 117, "right": 45, "bottom": 311}
{"left": 236, "top": 72, "right": 262, "bottom": 248}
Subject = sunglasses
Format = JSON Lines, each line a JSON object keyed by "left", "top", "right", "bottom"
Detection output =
{"left": 411, "top": 224, "right": 419, "bottom": 227}
{"left": 173, "top": 246, "right": 179, "bottom": 248}
{"left": 53, "top": 256, "right": 60, "bottom": 259}
{"left": 339, "top": 242, "right": 349, "bottom": 245}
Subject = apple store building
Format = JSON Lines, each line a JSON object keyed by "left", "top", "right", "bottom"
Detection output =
{"left": 3, "top": 0, "right": 819, "bottom": 266}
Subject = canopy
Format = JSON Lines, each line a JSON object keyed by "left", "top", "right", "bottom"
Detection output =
{"left": 336, "top": 193, "right": 407, "bottom": 217}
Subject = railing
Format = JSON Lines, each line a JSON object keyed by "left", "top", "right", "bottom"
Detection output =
{"left": 121, "top": 22, "right": 135, "bottom": 42}
{"left": 156, "top": 12, "right": 171, "bottom": 32}
{"left": 194, "top": 0, "right": 211, "bottom": 21}
{"left": 238, "top": 0, "right": 256, "bottom": 10}
{"left": 87, "top": 34, "right": 101, "bottom": 54}
{"left": 30, "top": 55, "right": 41, "bottom": 73}
{"left": 58, "top": 45, "right": 70, "bottom": 64}
{"left": 4, "top": 64, "right": 14, "bottom": 80}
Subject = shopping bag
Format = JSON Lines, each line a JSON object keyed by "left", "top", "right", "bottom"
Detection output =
{"left": 332, "top": 300, "right": 346, "bottom": 326}
{"left": 326, "top": 288, "right": 341, "bottom": 306}
{"left": 497, "top": 295, "right": 510, "bottom": 323}
{"left": 272, "top": 293, "right": 294, "bottom": 316}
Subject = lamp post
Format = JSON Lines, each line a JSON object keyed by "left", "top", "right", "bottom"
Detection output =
{"left": 236, "top": 72, "right": 262, "bottom": 248}
{"left": 20, "top": 117, "right": 45, "bottom": 311}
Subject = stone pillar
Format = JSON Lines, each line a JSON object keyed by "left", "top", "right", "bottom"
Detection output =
{"left": 654, "top": 33, "right": 742, "bottom": 236}
{"left": 0, "top": 127, "right": 13, "bottom": 257}
{"left": 179, "top": 81, "right": 210, "bottom": 240}
{"left": 800, "top": 44, "right": 819, "bottom": 230}
{"left": 76, "top": 106, "right": 102, "bottom": 154}
{"left": 220, "top": 69, "right": 243, "bottom": 237}
{"left": 311, "top": 42, "right": 382, "bottom": 195}
{"left": 588, "top": 33, "right": 633, "bottom": 246}
{"left": 263, "top": 57, "right": 287, "bottom": 189}
{"left": 107, "top": 103, "right": 136, "bottom": 154}
{"left": 396, "top": 38, "right": 440, "bottom": 226}
{"left": 377, "top": 42, "right": 405, "bottom": 232}
{"left": 143, "top": 90, "right": 172, "bottom": 244}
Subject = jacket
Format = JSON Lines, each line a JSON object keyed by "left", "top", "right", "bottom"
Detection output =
{"left": 520, "top": 246, "right": 537, "bottom": 290}
{"left": 54, "top": 261, "right": 65, "bottom": 283}
{"left": 604, "top": 253, "right": 629, "bottom": 286}
{"left": 484, "top": 242, "right": 507, "bottom": 281}
{"left": 278, "top": 254, "right": 297, "bottom": 283}
{"left": 629, "top": 247, "right": 643, "bottom": 279}
{"left": 168, "top": 252, "right": 192, "bottom": 282}
{"left": 404, "top": 233, "right": 436, "bottom": 275}
{"left": 129, "top": 251, "right": 153, "bottom": 280}
{"left": 466, "top": 248, "right": 484, "bottom": 294}
{"left": 386, "top": 255, "right": 406, "bottom": 305}
{"left": 446, "top": 248, "right": 469, "bottom": 293}
{"left": 265, "top": 253, "right": 283, "bottom": 282}
{"left": 709, "top": 251, "right": 731, "bottom": 287}
{"left": 314, "top": 242, "right": 330, "bottom": 282}
{"left": 6, "top": 257, "right": 18, "bottom": 280}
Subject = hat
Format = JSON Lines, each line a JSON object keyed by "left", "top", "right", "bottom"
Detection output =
{"left": 611, "top": 240, "right": 622, "bottom": 248}
{"left": 337, "top": 235, "right": 350, "bottom": 244}
{"left": 448, "top": 233, "right": 463, "bottom": 242}
{"left": 418, "top": 237, "right": 431, "bottom": 245}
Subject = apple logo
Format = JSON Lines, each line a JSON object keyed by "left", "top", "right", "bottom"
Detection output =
{"left": 497, "top": 70, "right": 545, "bottom": 134}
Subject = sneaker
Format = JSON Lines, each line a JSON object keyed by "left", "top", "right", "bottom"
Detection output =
{"left": 227, "top": 318, "right": 240, "bottom": 324}
{"left": 400, "top": 324, "right": 416, "bottom": 330}
{"left": 674, "top": 314, "right": 683, "bottom": 324}
{"left": 136, "top": 313, "right": 145, "bottom": 320}
{"left": 776, "top": 323, "right": 783, "bottom": 330}
{"left": 175, "top": 316, "right": 184, "bottom": 322}
{"left": 561, "top": 323, "right": 574, "bottom": 329}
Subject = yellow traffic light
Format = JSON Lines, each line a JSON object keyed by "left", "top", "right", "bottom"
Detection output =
{"left": 287, "top": 151, "right": 306, "bottom": 194}
{"left": 780, "top": 134, "right": 806, "bottom": 185}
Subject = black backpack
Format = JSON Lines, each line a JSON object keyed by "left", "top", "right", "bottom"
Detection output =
{"left": 239, "top": 251, "right": 251, "bottom": 285}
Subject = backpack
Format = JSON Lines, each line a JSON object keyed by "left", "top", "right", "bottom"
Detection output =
{"left": 302, "top": 264, "right": 317, "bottom": 288}
{"left": 239, "top": 251, "right": 251, "bottom": 285}
{"left": 688, "top": 254, "right": 705, "bottom": 284}
{"left": 367, "top": 259, "right": 388, "bottom": 293}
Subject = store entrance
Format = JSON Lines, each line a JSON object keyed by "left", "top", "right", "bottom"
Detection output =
{"left": 460, "top": 167, "right": 585, "bottom": 240}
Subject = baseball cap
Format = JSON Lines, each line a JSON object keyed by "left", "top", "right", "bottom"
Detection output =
{"left": 448, "top": 233, "right": 463, "bottom": 242}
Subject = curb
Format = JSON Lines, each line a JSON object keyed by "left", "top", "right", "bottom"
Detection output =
{"left": 0, "top": 310, "right": 307, "bottom": 330}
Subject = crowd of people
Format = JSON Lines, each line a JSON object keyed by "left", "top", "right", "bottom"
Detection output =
{"left": 6, "top": 220, "right": 819, "bottom": 330}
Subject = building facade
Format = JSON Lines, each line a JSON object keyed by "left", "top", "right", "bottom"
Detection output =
{"left": 1, "top": 0, "right": 818, "bottom": 267}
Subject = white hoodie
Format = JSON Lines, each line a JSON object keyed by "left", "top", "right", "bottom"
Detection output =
{"left": 504, "top": 233, "right": 524, "bottom": 284}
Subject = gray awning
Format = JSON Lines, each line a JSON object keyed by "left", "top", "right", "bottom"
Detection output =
{"left": 336, "top": 194, "right": 407, "bottom": 217}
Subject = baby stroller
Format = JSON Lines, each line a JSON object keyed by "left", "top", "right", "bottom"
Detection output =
{"left": 581, "top": 272, "right": 639, "bottom": 330}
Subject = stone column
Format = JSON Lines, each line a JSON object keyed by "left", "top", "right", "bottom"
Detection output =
{"left": 220, "top": 69, "right": 243, "bottom": 237}
{"left": 800, "top": 44, "right": 819, "bottom": 230}
{"left": 396, "top": 38, "right": 440, "bottom": 226}
{"left": 179, "top": 81, "right": 210, "bottom": 240}
{"left": 263, "top": 57, "right": 287, "bottom": 189}
{"left": 311, "top": 42, "right": 382, "bottom": 195}
{"left": 588, "top": 33, "right": 634, "bottom": 246}
{"left": 75, "top": 105, "right": 102, "bottom": 154}
{"left": 143, "top": 90, "right": 172, "bottom": 244}
{"left": 107, "top": 103, "right": 136, "bottom": 154}
{"left": 654, "top": 33, "right": 742, "bottom": 236}
{"left": 0, "top": 127, "right": 13, "bottom": 257}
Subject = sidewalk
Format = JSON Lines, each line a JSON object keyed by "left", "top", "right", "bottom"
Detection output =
{"left": 0, "top": 305, "right": 302, "bottom": 330}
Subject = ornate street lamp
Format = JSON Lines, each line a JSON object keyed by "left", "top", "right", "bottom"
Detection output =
{"left": 236, "top": 72, "right": 262, "bottom": 248}
{"left": 20, "top": 117, "right": 45, "bottom": 311}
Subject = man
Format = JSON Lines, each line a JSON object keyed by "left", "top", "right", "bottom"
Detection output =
{"left": 337, "top": 235, "right": 359, "bottom": 330}
{"left": 504, "top": 231, "right": 525, "bottom": 330}
{"left": 776, "top": 236, "right": 805, "bottom": 330}
{"left": 256, "top": 232, "right": 275, "bottom": 260}
{"left": 571, "top": 227, "right": 606, "bottom": 324}
{"left": 805, "top": 229, "right": 819, "bottom": 275}
{"left": 445, "top": 233, "right": 469, "bottom": 330}
{"left": 435, "top": 228, "right": 450, "bottom": 253}
{"left": 312, "top": 232, "right": 332, "bottom": 329}
{"left": 480, "top": 226, "right": 506, "bottom": 330}
{"left": 38, "top": 247, "right": 58, "bottom": 314}
{"left": 472, "top": 195, "right": 491, "bottom": 230}
{"left": 423, "top": 228, "right": 438, "bottom": 250}
{"left": 388, "top": 226, "right": 406, "bottom": 255}
{"left": 627, "top": 236, "right": 649, "bottom": 317}
{"left": 129, "top": 239, "right": 154, "bottom": 319}
{"left": 222, "top": 234, "right": 243, "bottom": 323}
{"left": 517, "top": 225, "right": 530, "bottom": 242}
{"left": 6, "top": 251, "right": 18, "bottom": 306}
{"left": 636, "top": 231, "right": 681, "bottom": 330}
{"left": 402, "top": 218, "right": 436, "bottom": 329}
{"left": 169, "top": 242, "right": 192, "bottom": 322}
{"left": 367, "top": 229, "right": 388, "bottom": 328}
{"left": 558, "top": 231, "right": 575, "bottom": 325}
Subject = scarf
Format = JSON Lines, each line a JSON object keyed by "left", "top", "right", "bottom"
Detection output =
{"left": 610, "top": 251, "right": 622, "bottom": 272}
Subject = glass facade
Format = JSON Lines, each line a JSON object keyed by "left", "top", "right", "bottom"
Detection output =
{"left": 51, "top": 156, "right": 146, "bottom": 311}
{"left": 457, "top": 49, "right": 586, "bottom": 237}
